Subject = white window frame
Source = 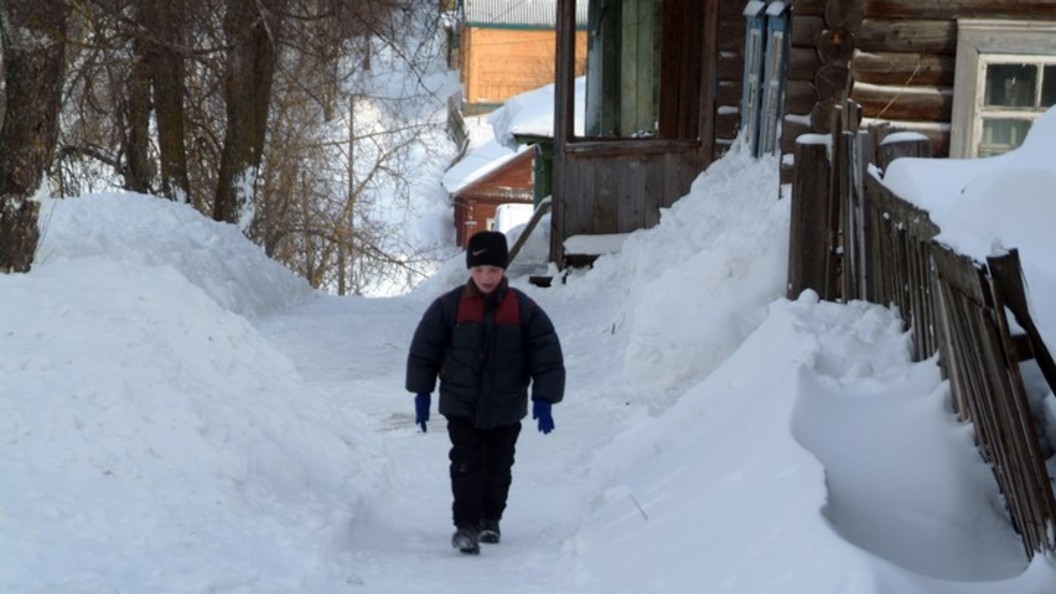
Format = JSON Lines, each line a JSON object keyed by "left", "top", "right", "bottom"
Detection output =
{"left": 950, "top": 19, "right": 1056, "bottom": 158}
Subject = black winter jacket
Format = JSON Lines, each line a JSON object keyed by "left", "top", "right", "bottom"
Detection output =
{"left": 406, "top": 278, "right": 565, "bottom": 429}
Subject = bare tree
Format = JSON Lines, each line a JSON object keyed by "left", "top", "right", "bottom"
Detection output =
{"left": 13, "top": 0, "right": 456, "bottom": 291}
{"left": 211, "top": 0, "right": 281, "bottom": 227}
{"left": 0, "top": 0, "right": 69, "bottom": 273}
{"left": 134, "top": 0, "right": 192, "bottom": 202}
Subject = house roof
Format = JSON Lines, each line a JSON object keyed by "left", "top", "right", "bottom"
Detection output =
{"left": 442, "top": 140, "right": 531, "bottom": 195}
{"left": 462, "top": 0, "right": 588, "bottom": 28}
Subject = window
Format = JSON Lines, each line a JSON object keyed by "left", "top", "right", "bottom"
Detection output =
{"left": 951, "top": 20, "right": 1056, "bottom": 158}
{"left": 976, "top": 57, "right": 1056, "bottom": 156}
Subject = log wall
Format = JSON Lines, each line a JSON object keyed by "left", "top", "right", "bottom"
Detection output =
{"left": 714, "top": 1, "right": 749, "bottom": 157}
{"left": 783, "top": 0, "right": 1056, "bottom": 172}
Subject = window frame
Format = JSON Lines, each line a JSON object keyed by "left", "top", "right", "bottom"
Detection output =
{"left": 950, "top": 19, "right": 1056, "bottom": 158}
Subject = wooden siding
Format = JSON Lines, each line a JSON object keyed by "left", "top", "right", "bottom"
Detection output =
{"left": 550, "top": 140, "right": 699, "bottom": 261}
{"left": 460, "top": 27, "right": 587, "bottom": 106}
{"left": 714, "top": 0, "right": 748, "bottom": 157}
{"left": 452, "top": 150, "right": 534, "bottom": 247}
{"left": 784, "top": 0, "right": 1056, "bottom": 165}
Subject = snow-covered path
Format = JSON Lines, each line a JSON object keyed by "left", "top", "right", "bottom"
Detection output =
{"left": 255, "top": 283, "right": 637, "bottom": 592}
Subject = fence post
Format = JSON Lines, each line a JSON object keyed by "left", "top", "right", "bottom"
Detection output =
{"left": 788, "top": 135, "right": 834, "bottom": 300}
{"left": 876, "top": 131, "right": 932, "bottom": 173}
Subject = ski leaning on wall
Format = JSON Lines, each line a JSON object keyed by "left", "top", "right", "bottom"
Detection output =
{"left": 739, "top": 0, "right": 789, "bottom": 158}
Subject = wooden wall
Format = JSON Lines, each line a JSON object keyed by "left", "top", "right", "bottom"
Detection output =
{"left": 461, "top": 27, "right": 587, "bottom": 107}
{"left": 453, "top": 150, "right": 534, "bottom": 247}
{"left": 784, "top": 0, "right": 1056, "bottom": 166}
{"left": 714, "top": 0, "right": 750, "bottom": 158}
{"left": 552, "top": 140, "right": 699, "bottom": 256}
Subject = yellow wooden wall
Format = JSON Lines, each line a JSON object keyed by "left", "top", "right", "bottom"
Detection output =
{"left": 461, "top": 27, "right": 587, "bottom": 106}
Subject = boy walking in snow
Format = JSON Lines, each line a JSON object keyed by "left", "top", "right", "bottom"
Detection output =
{"left": 406, "top": 230, "right": 565, "bottom": 555}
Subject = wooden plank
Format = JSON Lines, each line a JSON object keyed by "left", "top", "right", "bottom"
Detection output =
{"left": 792, "top": 0, "right": 826, "bottom": 16}
{"left": 868, "top": 175, "right": 940, "bottom": 239}
{"left": 975, "top": 282, "right": 1052, "bottom": 555}
{"left": 810, "top": 98, "right": 839, "bottom": 133}
{"left": 853, "top": 50, "right": 954, "bottom": 86}
{"left": 507, "top": 200, "right": 552, "bottom": 265}
{"left": 698, "top": 0, "right": 721, "bottom": 170}
{"left": 862, "top": 117, "right": 950, "bottom": 157}
{"left": 643, "top": 155, "right": 665, "bottom": 228}
{"left": 857, "top": 19, "right": 957, "bottom": 55}
{"left": 593, "top": 158, "right": 619, "bottom": 233}
{"left": 785, "top": 79, "right": 819, "bottom": 113}
{"left": 791, "top": 15, "right": 824, "bottom": 47}
{"left": 718, "top": 80, "right": 741, "bottom": 106}
{"left": 788, "top": 138, "right": 833, "bottom": 299}
{"left": 876, "top": 133, "right": 932, "bottom": 171}
{"left": 825, "top": 0, "right": 865, "bottom": 30}
{"left": 615, "top": 157, "right": 642, "bottom": 231}
{"left": 788, "top": 46, "right": 822, "bottom": 81}
{"left": 852, "top": 51, "right": 954, "bottom": 86}
{"left": 862, "top": 0, "right": 1056, "bottom": 20}
{"left": 851, "top": 81, "right": 952, "bottom": 122}
{"left": 780, "top": 113, "right": 812, "bottom": 155}
{"left": 716, "top": 110, "right": 739, "bottom": 139}
{"left": 718, "top": 18, "right": 747, "bottom": 52}
{"left": 988, "top": 250, "right": 1056, "bottom": 392}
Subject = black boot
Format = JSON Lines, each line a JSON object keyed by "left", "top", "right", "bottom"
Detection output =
{"left": 452, "top": 526, "right": 480, "bottom": 555}
{"left": 479, "top": 519, "right": 501, "bottom": 544}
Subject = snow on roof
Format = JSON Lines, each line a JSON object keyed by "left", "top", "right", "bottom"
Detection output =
{"left": 441, "top": 140, "right": 531, "bottom": 195}
{"left": 463, "top": 0, "right": 588, "bottom": 27}
{"left": 488, "top": 76, "right": 586, "bottom": 148}
{"left": 443, "top": 77, "right": 585, "bottom": 194}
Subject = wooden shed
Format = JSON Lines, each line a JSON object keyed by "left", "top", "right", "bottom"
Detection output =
{"left": 452, "top": 149, "right": 535, "bottom": 247}
{"left": 455, "top": 0, "right": 590, "bottom": 113}
{"left": 550, "top": 0, "right": 752, "bottom": 266}
{"left": 783, "top": 0, "right": 1056, "bottom": 161}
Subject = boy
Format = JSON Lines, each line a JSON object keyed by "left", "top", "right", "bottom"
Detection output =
{"left": 405, "top": 230, "right": 565, "bottom": 554}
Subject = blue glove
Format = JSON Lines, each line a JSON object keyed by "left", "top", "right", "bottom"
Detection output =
{"left": 532, "top": 400, "right": 554, "bottom": 434}
{"left": 415, "top": 393, "right": 431, "bottom": 432}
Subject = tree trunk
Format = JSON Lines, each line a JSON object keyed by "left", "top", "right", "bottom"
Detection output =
{"left": 0, "top": 0, "right": 68, "bottom": 273}
{"left": 212, "top": 0, "right": 281, "bottom": 229}
{"left": 137, "top": 0, "right": 192, "bottom": 204}
{"left": 123, "top": 41, "right": 154, "bottom": 194}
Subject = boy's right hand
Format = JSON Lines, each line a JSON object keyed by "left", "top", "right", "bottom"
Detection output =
{"left": 415, "top": 393, "right": 431, "bottom": 432}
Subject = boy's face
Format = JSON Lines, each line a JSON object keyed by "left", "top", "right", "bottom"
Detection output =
{"left": 470, "top": 265, "right": 505, "bottom": 295}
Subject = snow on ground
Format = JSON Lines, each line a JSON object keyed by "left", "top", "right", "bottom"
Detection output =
{"left": 4, "top": 128, "right": 1056, "bottom": 593}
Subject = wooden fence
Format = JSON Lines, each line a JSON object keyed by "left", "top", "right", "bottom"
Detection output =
{"left": 788, "top": 123, "right": 1056, "bottom": 559}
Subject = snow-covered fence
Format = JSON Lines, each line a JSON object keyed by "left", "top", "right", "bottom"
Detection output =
{"left": 788, "top": 123, "right": 1056, "bottom": 560}
{"left": 930, "top": 245, "right": 1056, "bottom": 558}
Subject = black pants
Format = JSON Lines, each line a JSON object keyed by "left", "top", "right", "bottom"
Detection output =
{"left": 445, "top": 415, "right": 522, "bottom": 529}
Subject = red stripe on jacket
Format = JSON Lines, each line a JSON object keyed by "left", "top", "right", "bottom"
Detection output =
{"left": 455, "top": 289, "right": 522, "bottom": 326}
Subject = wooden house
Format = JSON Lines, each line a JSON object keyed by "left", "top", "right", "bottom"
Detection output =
{"left": 454, "top": 0, "right": 590, "bottom": 114}
{"left": 783, "top": 0, "right": 1056, "bottom": 160}
{"left": 550, "top": 0, "right": 753, "bottom": 266}
{"left": 547, "top": 0, "right": 1056, "bottom": 266}
{"left": 449, "top": 149, "right": 535, "bottom": 247}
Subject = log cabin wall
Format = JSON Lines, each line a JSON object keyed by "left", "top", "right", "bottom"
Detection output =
{"left": 715, "top": 1, "right": 750, "bottom": 158}
{"left": 783, "top": 0, "right": 1056, "bottom": 176}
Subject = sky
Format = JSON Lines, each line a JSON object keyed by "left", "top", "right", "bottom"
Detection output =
{"left": 4, "top": 86, "right": 1056, "bottom": 591}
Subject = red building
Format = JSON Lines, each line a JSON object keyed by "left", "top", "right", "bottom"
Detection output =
{"left": 451, "top": 149, "right": 535, "bottom": 247}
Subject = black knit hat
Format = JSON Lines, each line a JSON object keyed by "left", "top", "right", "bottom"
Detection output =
{"left": 466, "top": 230, "right": 508, "bottom": 269}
